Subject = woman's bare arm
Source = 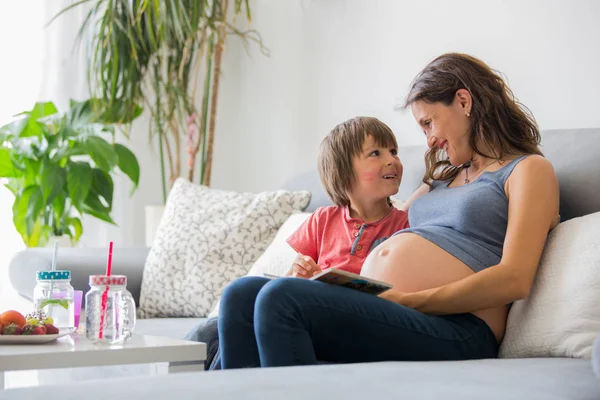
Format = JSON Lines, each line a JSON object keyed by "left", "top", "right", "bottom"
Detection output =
{"left": 382, "top": 155, "right": 559, "bottom": 314}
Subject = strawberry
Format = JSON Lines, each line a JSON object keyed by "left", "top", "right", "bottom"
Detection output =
{"left": 2, "top": 323, "right": 23, "bottom": 335}
{"left": 22, "top": 324, "right": 36, "bottom": 335}
{"left": 44, "top": 324, "right": 59, "bottom": 335}
{"left": 32, "top": 325, "right": 47, "bottom": 335}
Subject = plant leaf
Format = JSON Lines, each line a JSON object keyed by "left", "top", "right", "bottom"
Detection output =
{"left": 67, "top": 216, "right": 83, "bottom": 242}
{"left": 39, "top": 299, "right": 70, "bottom": 310}
{"left": 83, "top": 206, "right": 116, "bottom": 225}
{"left": 26, "top": 186, "right": 44, "bottom": 224}
{"left": 83, "top": 168, "right": 114, "bottom": 225}
{"left": 67, "top": 99, "right": 102, "bottom": 127}
{"left": 100, "top": 101, "right": 144, "bottom": 124}
{"left": 19, "top": 102, "right": 59, "bottom": 138}
{"left": 85, "top": 136, "right": 118, "bottom": 171}
{"left": 5, "top": 179, "right": 21, "bottom": 195}
{"left": 114, "top": 143, "right": 140, "bottom": 193}
{"left": 25, "top": 219, "right": 50, "bottom": 247}
{"left": 53, "top": 191, "right": 66, "bottom": 220}
{"left": 13, "top": 185, "right": 44, "bottom": 237}
{"left": 32, "top": 102, "right": 59, "bottom": 119}
{"left": 0, "top": 118, "right": 28, "bottom": 138}
{"left": 45, "top": 0, "right": 93, "bottom": 27}
{"left": 90, "top": 168, "right": 114, "bottom": 209}
{"left": 0, "top": 148, "right": 20, "bottom": 177}
{"left": 67, "top": 162, "right": 94, "bottom": 209}
{"left": 41, "top": 162, "right": 66, "bottom": 203}
{"left": 22, "top": 158, "right": 41, "bottom": 186}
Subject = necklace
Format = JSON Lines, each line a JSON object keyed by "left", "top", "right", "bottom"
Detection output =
{"left": 464, "top": 159, "right": 500, "bottom": 184}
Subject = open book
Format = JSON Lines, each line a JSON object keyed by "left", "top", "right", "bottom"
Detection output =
{"left": 264, "top": 268, "right": 392, "bottom": 295}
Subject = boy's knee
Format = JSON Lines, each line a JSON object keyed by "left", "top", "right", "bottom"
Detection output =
{"left": 220, "top": 276, "right": 268, "bottom": 311}
{"left": 255, "top": 278, "right": 305, "bottom": 316}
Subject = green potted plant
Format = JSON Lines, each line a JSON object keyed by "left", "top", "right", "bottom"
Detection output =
{"left": 52, "top": 1, "right": 268, "bottom": 246}
{"left": 0, "top": 100, "right": 141, "bottom": 247}
{"left": 53, "top": 0, "right": 268, "bottom": 200}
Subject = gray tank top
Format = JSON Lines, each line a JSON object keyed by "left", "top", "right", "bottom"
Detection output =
{"left": 397, "top": 155, "right": 530, "bottom": 272}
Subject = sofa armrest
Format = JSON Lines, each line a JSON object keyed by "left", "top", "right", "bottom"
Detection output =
{"left": 8, "top": 247, "right": 150, "bottom": 306}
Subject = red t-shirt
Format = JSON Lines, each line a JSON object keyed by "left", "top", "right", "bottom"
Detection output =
{"left": 286, "top": 206, "right": 409, "bottom": 275}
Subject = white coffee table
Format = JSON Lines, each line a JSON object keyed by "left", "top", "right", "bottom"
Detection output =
{"left": 0, "top": 332, "right": 206, "bottom": 389}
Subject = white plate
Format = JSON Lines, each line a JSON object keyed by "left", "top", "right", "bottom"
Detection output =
{"left": 0, "top": 329, "right": 71, "bottom": 344}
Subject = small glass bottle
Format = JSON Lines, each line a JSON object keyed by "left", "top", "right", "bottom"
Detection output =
{"left": 85, "top": 275, "right": 136, "bottom": 344}
{"left": 33, "top": 270, "right": 75, "bottom": 331}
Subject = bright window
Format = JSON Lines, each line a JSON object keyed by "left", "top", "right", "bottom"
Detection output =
{"left": 0, "top": 1, "right": 45, "bottom": 304}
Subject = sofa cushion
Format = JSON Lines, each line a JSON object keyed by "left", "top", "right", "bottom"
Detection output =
{"left": 245, "top": 212, "right": 313, "bottom": 277}
{"left": 138, "top": 178, "right": 310, "bottom": 318}
{"left": 593, "top": 334, "right": 600, "bottom": 379}
{"left": 207, "top": 212, "right": 311, "bottom": 317}
{"left": 6, "top": 358, "right": 599, "bottom": 400}
{"left": 499, "top": 211, "right": 600, "bottom": 359}
{"left": 134, "top": 317, "right": 205, "bottom": 339}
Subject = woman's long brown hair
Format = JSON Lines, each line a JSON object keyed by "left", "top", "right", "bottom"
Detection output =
{"left": 403, "top": 53, "right": 542, "bottom": 184}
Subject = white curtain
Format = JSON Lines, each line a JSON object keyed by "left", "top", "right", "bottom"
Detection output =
{"left": 0, "top": 0, "right": 135, "bottom": 273}
{"left": 39, "top": 1, "right": 161, "bottom": 249}
{"left": 38, "top": 0, "right": 117, "bottom": 249}
{"left": 0, "top": 1, "right": 44, "bottom": 303}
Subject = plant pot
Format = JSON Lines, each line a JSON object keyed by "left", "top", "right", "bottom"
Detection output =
{"left": 145, "top": 205, "right": 165, "bottom": 247}
{"left": 45, "top": 235, "right": 75, "bottom": 248}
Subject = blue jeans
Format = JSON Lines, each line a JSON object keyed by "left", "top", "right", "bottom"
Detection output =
{"left": 218, "top": 276, "right": 498, "bottom": 369}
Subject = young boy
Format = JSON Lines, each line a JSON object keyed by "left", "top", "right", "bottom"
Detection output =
{"left": 195, "top": 116, "right": 410, "bottom": 370}
{"left": 286, "top": 116, "right": 409, "bottom": 278}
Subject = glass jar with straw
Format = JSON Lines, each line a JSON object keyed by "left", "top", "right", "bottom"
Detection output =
{"left": 85, "top": 242, "right": 136, "bottom": 344}
{"left": 33, "top": 243, "right": 75, "bottom": 331}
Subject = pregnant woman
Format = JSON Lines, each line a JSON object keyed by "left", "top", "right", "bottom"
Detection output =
{"left": 217, "top": 53, "right": 560, "bottom": 368}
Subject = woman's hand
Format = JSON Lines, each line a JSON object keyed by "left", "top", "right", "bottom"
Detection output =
{"left": 378, "top": 290, "right": 403, "bottom": 303}
{"left": 291, "top": 254, "right": 321, "bottom": 278}
{"left": 379, "top": 290, "right": 420, "bottom": 308}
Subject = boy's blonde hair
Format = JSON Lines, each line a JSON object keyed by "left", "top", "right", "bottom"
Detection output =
{"left": 318, "top": 117, "right": 398, "bottom": 207}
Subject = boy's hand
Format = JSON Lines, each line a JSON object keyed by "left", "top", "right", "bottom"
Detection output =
{"left": 291, "top": 254, "right": 321, "bottom": 278}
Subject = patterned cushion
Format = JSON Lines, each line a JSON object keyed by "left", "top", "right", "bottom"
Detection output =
{"left": 246, "top": 212, "right": 312, "bottom": 278}
{"left": 207, "top": 212, "right": 312, "bottom": 317}
{"left": 499, "top": 211, "right": 600, "bottom": 359}
{"left": 138, "top": 178, "right": 310, "bottom": 318}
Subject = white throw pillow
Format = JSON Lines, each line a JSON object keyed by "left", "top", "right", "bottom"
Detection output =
{"left": 208, "top": 212, "right": 311, "bottom": 317}
{"left": 138, "top": 179, "right": 310, "bottom": 318}
{"left": 499, "top": 211, "right": 600, "bottom": 359}
{"left": 246, "top": 212, "right": 312, "bottom": 277}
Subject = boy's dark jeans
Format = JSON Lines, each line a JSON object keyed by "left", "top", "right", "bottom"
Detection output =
{"left": 215, "top": 276, "right": 498, "bottom": 368}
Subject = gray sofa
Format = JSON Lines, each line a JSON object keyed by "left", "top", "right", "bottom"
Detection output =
{"left": 6, "top": 128, "right": 600, "bottom": 399}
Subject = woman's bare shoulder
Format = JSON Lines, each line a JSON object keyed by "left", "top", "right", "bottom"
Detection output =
{"left": 505, "top": 154, "right": 559, "bottom": 228}
{"left": 506, "top": 154, "right": 557, "bottom": 189}
{"left": 514, "top": 154, "right": 555, "bottom": 173}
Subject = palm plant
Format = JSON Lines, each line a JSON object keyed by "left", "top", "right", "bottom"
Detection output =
{"left": 52, "top": 0, "right": 267, "bottom": 202}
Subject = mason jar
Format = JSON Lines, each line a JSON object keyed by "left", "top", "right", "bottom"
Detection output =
{"left": 85, "top": 275, "right": 136, "bottom": 344}
{"left": 33, "top": 270, "right": 75, "bottom": 331}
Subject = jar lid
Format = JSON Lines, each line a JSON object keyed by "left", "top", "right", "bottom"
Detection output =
{"left": 89, "top": 275, "right": 127, "bottom": 286}
{"left": 37, "top": 270, "right": 71, "bottom": 281}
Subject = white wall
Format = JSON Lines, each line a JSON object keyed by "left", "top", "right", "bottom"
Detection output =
{"left": 209, "top": 0, "right": 600, "bottom": 193}
{"left": 62, "top": 0, "right": 600, "bottom": 247}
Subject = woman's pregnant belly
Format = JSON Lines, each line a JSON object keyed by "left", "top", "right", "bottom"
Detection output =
{"left": 360, "top": 233, "right": 507, "bottom": 342}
